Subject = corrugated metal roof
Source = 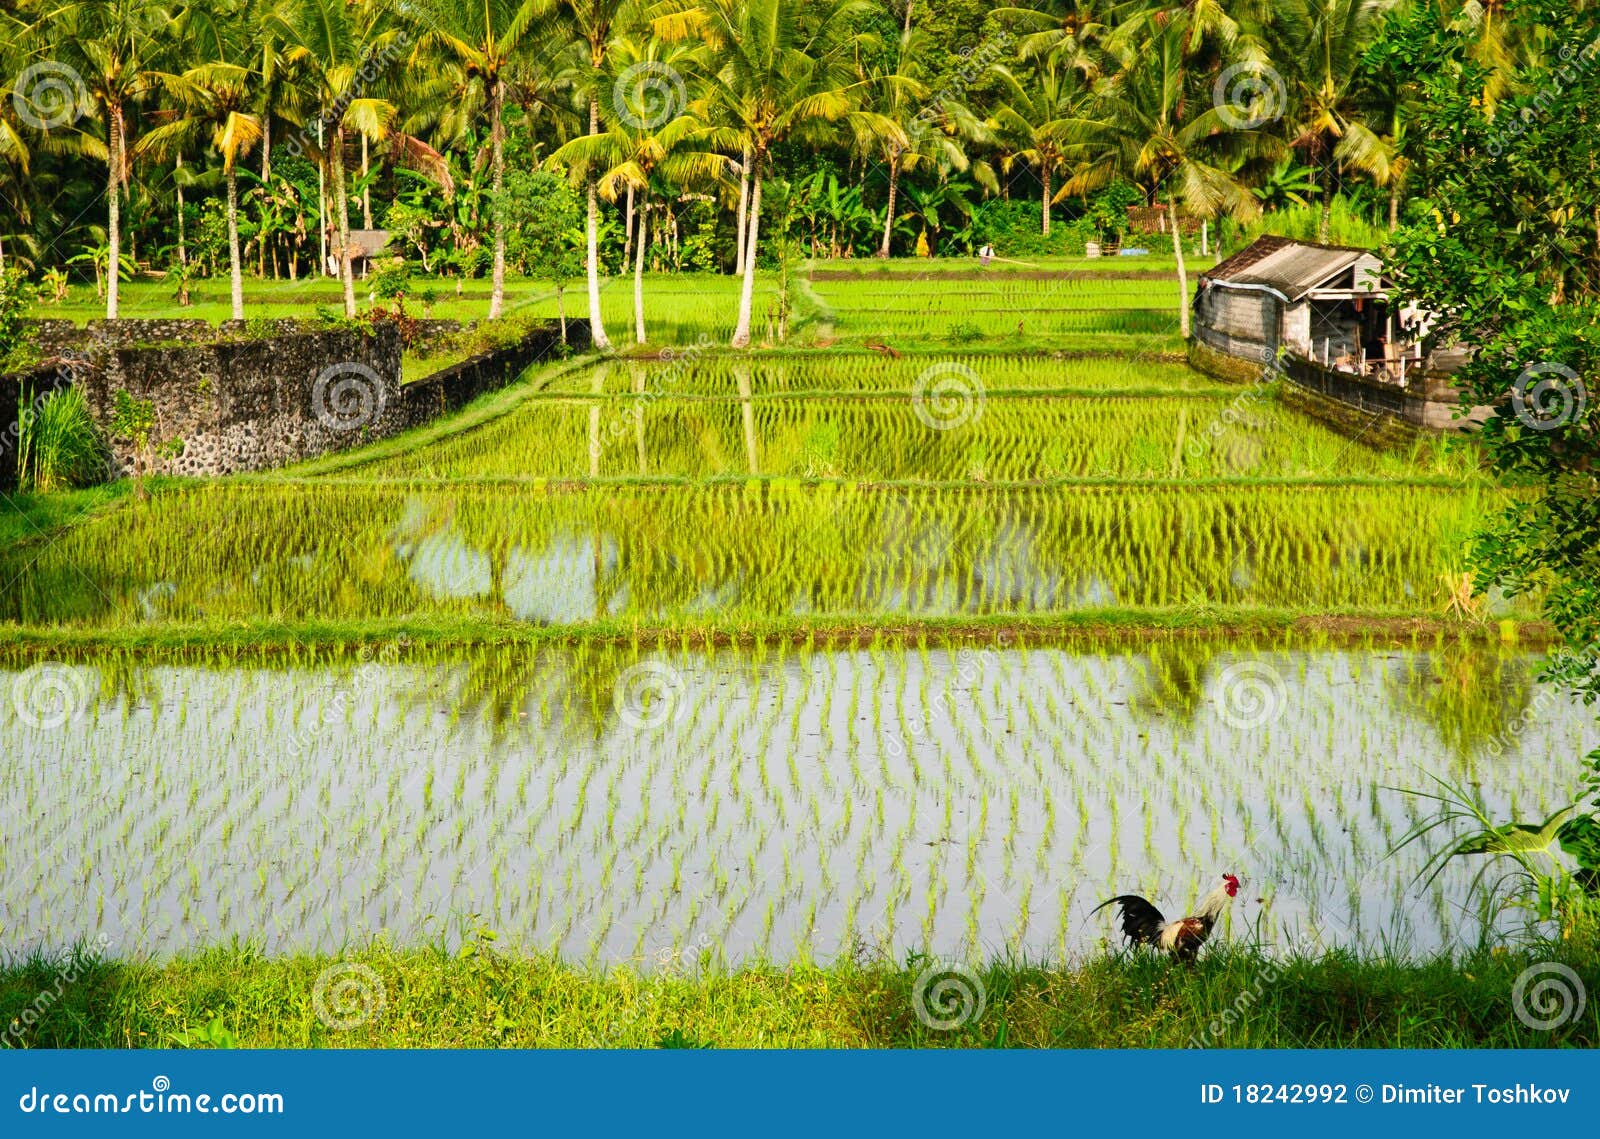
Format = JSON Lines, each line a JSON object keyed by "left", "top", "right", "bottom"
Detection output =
{"left": 1203, "top": 237, "right": 1380, "bottom": 301}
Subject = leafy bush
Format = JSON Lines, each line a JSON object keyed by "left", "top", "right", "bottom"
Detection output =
{"left": 17, "top": 384, "right": 105, "bottom": 492}
{"left": 371, "top": 257, "right": 411, "bottom": 300}
{"left": 1, "top": 268, "right": 39, "bottom": 373}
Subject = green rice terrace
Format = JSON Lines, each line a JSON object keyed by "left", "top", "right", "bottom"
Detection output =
{"left": 5, "top": 263, "right": 1593, "bottom": 990}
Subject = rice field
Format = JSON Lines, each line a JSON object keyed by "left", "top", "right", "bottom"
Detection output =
{"left": 0, "top": 480, "right": 1515, "bottom": 628}
{"left": 1, "top": 642, "right": 1587, "bottom": 965}
{"left": 5, "top": 269, "right": 1584, "bottom": 985}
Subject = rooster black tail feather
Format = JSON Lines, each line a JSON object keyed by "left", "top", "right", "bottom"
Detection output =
{"left": 1091, "top": 894, "right": 1167, "bottom": 947}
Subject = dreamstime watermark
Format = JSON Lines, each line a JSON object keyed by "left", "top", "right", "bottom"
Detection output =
{"left": 288, "top": 639, "right": 406, "bottom": 757}
{"left": 1212, "top": 62, "right": 1287, "bottom": 130}
{"left": 2, "top": 933, "right": 112, "bottom": 1048}
{"left": 311, "top": 962, "right": 387, "bottom": 1031}
{"left": 911, "top": 960, "right": 986, "bottom": 1031}
{"left": 1511, "top": 962, "right": 1587, "bottom": 1031}
{"left": 613, "top": 61, "right": 687, "bottom": 131}
{"left": 9, "top": 663, "right": 89, "bottom": 730}
{"left": 1185, "top": 341, "right": 1279, "bottom": 470}
{"left": 10, "top": 61, "right": 88, "bottom": 131}
{"left": 1510, "top": 361, "right": 1588, "bottom": 432}
{"left": 613, "top": 660, "right": 687, "bottom": 730}
{"left": 912, "top": 361, "right": 984, "bottom": 431}
{"left": 312, "top": 362, "right": 388, "bottom": 433}
{"left": 1487, "top": 31, "right": 1600, "bottom": 157}
{"left": 1213, "top": 660, "right": 1286, "bottom": 731}
{"left": 593, "top": 334, "right": 715, "bottom": 457}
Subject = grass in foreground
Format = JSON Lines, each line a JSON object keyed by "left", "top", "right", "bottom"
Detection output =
{"left": 2, "top": 944, "right": 1594, "bottom": 1049}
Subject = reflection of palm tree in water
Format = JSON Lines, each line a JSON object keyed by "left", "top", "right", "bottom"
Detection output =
{"left": 1391, "top": 641, "right": 1533, "bottom": 764}
{"left": 1131, "top": 642, "right": 1217, "bottom": 729}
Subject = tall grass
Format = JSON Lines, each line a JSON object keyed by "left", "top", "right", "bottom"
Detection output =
{"left": 16, "top": 385, "right": 105, "bottom": 493}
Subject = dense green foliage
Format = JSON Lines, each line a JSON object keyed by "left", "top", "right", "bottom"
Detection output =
{"left": 1380, "top": 0, "right": 1600, "bottom": 907}
{"left": 4, "top": 0, "right": 1581, "bottom": 340}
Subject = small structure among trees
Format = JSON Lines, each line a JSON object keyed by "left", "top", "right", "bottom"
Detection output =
{"left": 1193, "top": 236, "right": 1429, "bottom": 382}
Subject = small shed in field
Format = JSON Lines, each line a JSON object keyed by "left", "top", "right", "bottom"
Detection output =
{"left": 1194, "top": 236, "right": 1426, "bottom": 382}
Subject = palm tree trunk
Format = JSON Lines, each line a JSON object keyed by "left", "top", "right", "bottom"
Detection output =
{"left": 1041, "top": 164, "right": 1051, "bottom": 237}
{"left": 107, "top": 103, "right": 123, "bottom": 319}
{"left": 1170, "top": 190, "right": 1190, "bottom": 339}
{"left": 1388, "top": 186, "right": 1399, "bottom": 231}
{"left": 731, "top": 171, "right": 763, "bottom": 348}
{"left": 332, "top": 125, "right": 356, "bottom": 317}
{"left": 226, "top": 164, "right": 244, "bottom": 321}
{"left": 489, "top": 80, "right": 506, "bottom": 320}
{"left": 735, "top": 146, "right": 751, "bottom": 273}
{"left": 361, "top": 133, "right": 372, "bottom": 229}
{"left": 623, "top": 184, "right": 634, "bottom": 265}
{"left": 634, "top": 197, "right": 648, "bottom": 344}
{"left": 585, "top": 94, "right": 611, "bottom": 350}
{"left": 879, "top": 151, "right": 899, "bottom": 258}
{"left": 176, "top": 154, "right": 186, "bottom": 267}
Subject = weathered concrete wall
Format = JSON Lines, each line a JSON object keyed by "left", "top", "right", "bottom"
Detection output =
{"left": 2, "top": 318, "right": 588, "bottom": 483}
{"left": 1188, "top": 338, "right": 1481, "bottom": 437}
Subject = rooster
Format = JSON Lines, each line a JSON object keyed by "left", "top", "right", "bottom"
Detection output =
{"left": 1090, "top": 874, "right": 1240, "bottom": 961}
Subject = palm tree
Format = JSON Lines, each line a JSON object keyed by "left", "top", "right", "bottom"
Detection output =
{"left": 1275, "top": 0, "right": 1397, "bottom": 242}
{"left": 551, "top": 41, "right": 733, "bottom": 344}
{"left": 406, "top": 0, "right": 551, "bottom": 320}
{"left": 271, "top": 0, "right": 402, "bottom": 316}
{"left": 43, "top": 0, "right": 166, "bottom": 318}
{"left": 563, "top": 0, "right": 635, "bottom": 352}
{"left": 1060, "top": 23, "right": 1273, "bottom": 337}
{"left": 663, "top": 0, "right": 897, "bottom": 348}
{"left": 988, "top": 58, "right": 1091, "bottom": 236}
{"left": 865, "top": 24, "right": 982, "bottom": 258}
{"left": 139, "top": 2, "right": 262, "bottom": 320}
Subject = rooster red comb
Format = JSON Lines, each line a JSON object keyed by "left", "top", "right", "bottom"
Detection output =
{"left": 1222, "top": 874, "right": 1240, "bottom": 895}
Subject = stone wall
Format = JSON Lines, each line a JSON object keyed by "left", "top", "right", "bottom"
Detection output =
{"left": 1, "top": 318, "right": 587, "bottom": 483}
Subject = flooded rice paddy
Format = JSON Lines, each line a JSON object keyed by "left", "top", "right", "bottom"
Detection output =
{"left": 1, "top": 337, "right": 1583, "bottom": 967}
{"left": 2, "top": 642, "right": 1589, "bottom": 965}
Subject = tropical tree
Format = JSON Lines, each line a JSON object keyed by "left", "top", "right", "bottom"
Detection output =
{"left": 42, "top": 0, "right": 166, "bottom": 318}
{"left": 1060, "top": 23, "right": 1273, "bottom": 336}
{"left": 1276, "top": 0, "right": 1398, "bottom": 241}
{"left": 562, "top": 0, "right": 635, "bottom": 351}
{"left": 988, "top": 58, "right": 1090, "bottom": 236}
{"left": 551, "top": 43, "right": 734, "bottom": 343}
{"left": 139, "top": 0, "right": 263, "bottom": 320}
{"left": 406, "top": 0, "right": 550, "bottom": 319}
{"left": 271, "top": 0, "right": 404, "bottom": 316}
{"left": 663, "top": 0, "right": 899, "bottom": 348}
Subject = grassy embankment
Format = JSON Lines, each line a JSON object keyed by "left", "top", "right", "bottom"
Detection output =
{"left": 2, "top": 943, "right": 1594, "bottom": 1048}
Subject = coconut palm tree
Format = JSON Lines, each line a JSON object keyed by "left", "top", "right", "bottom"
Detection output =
{"left": 40, "top": 0, "right": 167, "bottom": 318}
{"left": 988, "top": 58, "right": 1091, "bottom": 236}
{"left": 551, "top": 40, "right": 734, "bottom": 344}
{"left": 562, "top": 0, "right": 637, "bottom": 351}
{"left": 405, "top": 0, "right": 553, "bottom": 320}
{"left": 865, "top": 24, "right": 983, "bottom": 258}
{"left": 662, "top": 0, "right": 897, "bottom": 348}
{"left": 139, "top": 2, "right": 263, "bottom": 320}
{"left": 271, "top": 0, "right": 404, "bottom": 316}
{"left": 1276, "top": 0, "right": 1397, "bottom": 242}
{"left": 1059, "top": 23, "right": 1274, "bottom": 337}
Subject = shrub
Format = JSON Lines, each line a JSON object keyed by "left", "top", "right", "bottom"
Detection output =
{"left": 17, "top": 384, "right": 105, "bottom": 492}
{"left": 1, "top": 268, "right": 39, "bottom": 373}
